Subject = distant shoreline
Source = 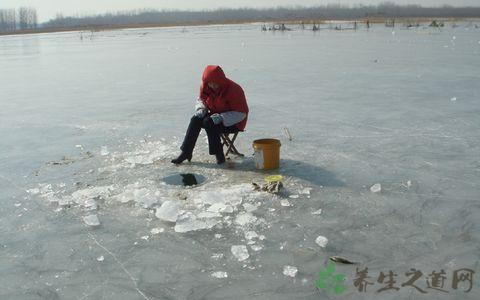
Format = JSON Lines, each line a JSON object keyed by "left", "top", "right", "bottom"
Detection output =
{"left": 1, "top": 17, "right": 478, "bottom": 37}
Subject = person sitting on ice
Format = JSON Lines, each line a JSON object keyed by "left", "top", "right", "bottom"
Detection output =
{"left": 171, "top": 65, "right": 249, "bottom": 165}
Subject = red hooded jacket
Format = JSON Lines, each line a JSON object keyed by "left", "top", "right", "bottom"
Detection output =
{"left": 199, "top": 65, "right": 249, "bottom": 131}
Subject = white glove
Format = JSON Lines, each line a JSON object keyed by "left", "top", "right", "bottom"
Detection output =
{"left": 194, "top": 108, "right": 207, "bottom": 118}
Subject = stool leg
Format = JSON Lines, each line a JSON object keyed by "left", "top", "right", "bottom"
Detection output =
{"left": 221, "top": 132, "right": 245, "bottom": 157}
{"left": 225, "top": 135, "right": 234, "bottom": 156}
{"left": 220, "top": 134, "right": 229, "bottom": 155}
{"left": 228, "top": 133, "right": 238, "bottom": 156}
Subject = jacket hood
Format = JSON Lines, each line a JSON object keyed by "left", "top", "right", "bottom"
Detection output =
{"left": 202, "top": 65, "right": 228, "bottom": 89}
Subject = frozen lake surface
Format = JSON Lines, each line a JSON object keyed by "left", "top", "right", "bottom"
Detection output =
{"left": 1, "top": 22, "right": 480, "bottom": 299}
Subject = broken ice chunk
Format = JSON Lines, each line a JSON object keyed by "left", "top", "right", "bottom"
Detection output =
{"left": 245, "top": 231, "right": 259, "bottom": 240}
{"left": 283, "top": 265, "right": 298, "bottom": 277}
{"left": 100, "top": 146, "right": 109, "bottom": 156}
{"left": 280, "top": 199, "right": 291, "bottom": 207}
{"left": 133, "top": 188, "right": 159, "bottom": 208}
{"left": 58, "top": 196, "right": 73, "bottom": 207}
{"left": 192, "top": 184, "right": 251, "bottom": 207}
{"left": 174, "top": 214, "right": 219, "bottom": 233}
{"left": 315, "top": 236, "right": 328, "bottom": 248}
{"left": 71, "top": 186, "right": 113, "bottom": 206}
{"left": 115, "top": 192, "right": 134, "bottom": 204}
{"left": 211, "top": 271, "right": 228, "bottom": 278}
{"left": 289, "top": 194, "right": 299, "bottom": 199}
{"left": 96, "top": 256, "right": 104, "bottom": 262}
{"left": 150, "top": 227, "right": 164, "bottom": 235}
{"left": 299, "top": 187, "right": 311, "bottom": 195}
{"left": 370, "top": 183, "right": 381, "bottom": 193}
{"left": 250, "top": 245, "right": 263, "bottom": 252}
{"left": 211, "top": 253, "right": 224, "bottom": 260}
{"left": 83, "top": 214, "right": 100, "bottom": 227}
{"left": 242, "top": 203, "right": 258, "bottom": 212}
{"left": 231, "top": 245, "right": 249, "bottom": 261}
{"left": 312, "top": 209, "right": 322, "bottom": 215}
{"left": 197, "top": 211, "right": 222, "bottom": 219}
{"left": 155, "top": 201, "right": 181, "bottom": 222}
{"left": 450, "top": 97, "right": 457, "bottom": 102}
{"left": 26, "top": 187, "right": 40, "bottom": 195}
{"left": 207, "top": 203, "right": 233, "bottom": 213}
{"left": 114, "top": 186, "right": 158, "bottom": 206}
{"left": 235, "top": 213, "right": 257, "bottom": 226}
{"left": 84, "top": 199, "right": 97, "bottom": 210}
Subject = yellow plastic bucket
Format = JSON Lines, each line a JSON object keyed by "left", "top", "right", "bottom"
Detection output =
{"left": 252, "top": 139, "right": 281, "bottom": 170}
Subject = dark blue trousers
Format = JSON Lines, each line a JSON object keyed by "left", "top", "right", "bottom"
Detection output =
{"left": 180, "top": 115, "right": 238, "bottom": 156}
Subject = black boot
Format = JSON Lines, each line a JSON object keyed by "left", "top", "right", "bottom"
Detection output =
{"left": 171, "top": 152, "right": 192, "bottom": 164}
{"left": 215, "top": 151, "right": 225, "bottom": 165}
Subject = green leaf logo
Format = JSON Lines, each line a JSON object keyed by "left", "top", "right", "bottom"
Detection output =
{"left": 315, "top": 261, "right": 348, "bottom": 295}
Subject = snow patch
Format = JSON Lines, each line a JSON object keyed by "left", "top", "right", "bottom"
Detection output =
{"left": 211, "top": 271, "right": 228, "bottom": 278}
{"left": 283, "top": 265, "right": 298, "bottom": 277}
{"left": 315, "top": 236, "right": 328, "bottom": 248}
{"left": 370, "top": 183, "right": 381, "bottom": 193}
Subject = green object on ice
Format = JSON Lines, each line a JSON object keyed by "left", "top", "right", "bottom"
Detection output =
{"left": 315, "top": 261, "right": 348, "bottom": 295}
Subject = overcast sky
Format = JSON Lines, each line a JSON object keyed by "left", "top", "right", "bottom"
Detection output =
{"left": 2, "top": 0, "right": 479, "bottom": 22}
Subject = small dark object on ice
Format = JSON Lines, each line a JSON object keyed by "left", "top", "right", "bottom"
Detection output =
{"left": 174, "top": 191, "right": 188, "bottom": 200}
{"left": 329, "top": 256, "right": 358, "bottom": 265}
{"left": 47, "top": 156, "right": 75, "bottom": 165}
{"left": 83, "top": 151, "right": 94, "bottom": 158}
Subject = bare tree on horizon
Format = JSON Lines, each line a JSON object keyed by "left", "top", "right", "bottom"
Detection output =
{"left": 0, "top": 7, "right": 37, "bottom": 32}
{"left": 0, "top": 8, "right": 17, "bottom": 32}
{"left": 42, "top": 3, "right": 480, "bottom": 29}
{"left": 2, "top": 4, "right": 480, "bottom": 33}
